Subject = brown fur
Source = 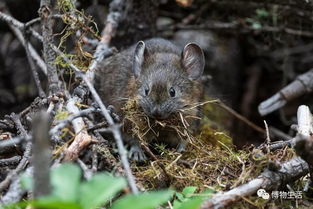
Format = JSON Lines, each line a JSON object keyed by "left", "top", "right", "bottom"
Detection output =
{"left": 95, "top": 38, "right": 204, "bottom": 159}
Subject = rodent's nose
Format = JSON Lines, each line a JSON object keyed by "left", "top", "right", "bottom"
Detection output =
{"left": 150, "top": 107, "right": 163, "bottom": 119}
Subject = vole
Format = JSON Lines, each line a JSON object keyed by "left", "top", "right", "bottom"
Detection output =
{"left": 95, "top": 38, "right": 205, "bottom": 161}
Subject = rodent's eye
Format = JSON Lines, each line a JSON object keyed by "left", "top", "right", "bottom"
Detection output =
{"left": 144, "top": 88, "right": 149, "bottom": 96}
{"left": 169, "top": 87, "right": 175, "bottom": 97}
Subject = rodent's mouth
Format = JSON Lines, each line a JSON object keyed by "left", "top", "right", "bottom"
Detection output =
{"left": 148, "top": 113, "right": 170, "bottom": 120}
{"left": 143, "top": 109, "right": 171, "bottom": 120}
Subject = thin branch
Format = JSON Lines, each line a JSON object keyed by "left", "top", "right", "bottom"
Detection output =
{"left": 215, "top": 100, "right": 265, "bottom": 134}
{"left": 1, "top": 167, "right": 33, "bottom": 205}
{"left": 0, "top": 156, "right": 21, "bottom": 167}
{"left": 88, "top": 0, "right": 126, "bottom": 79}
{"left": 0, "top": 114, "right": 32, "bottom": 192}
{"left": 160, "top": 20, "right": 313, "bottom": 38}
{"left": 24, "top": 27, "right": 46, "bottom": 98}
{"left": 50, "top": 106, "right": 98, "bottom": 137}
{"left": 63, "top": 96, "right": 95, "bottom": 161}
{"left": 25, "top": 14, "right": 63, "bottom": 28}
{"left": 269, "top": 126, "right": 292, "bottom": 141}
{"left": 51, "top": 45, "right": 139, "bottom": 194}
{"left": 0, "top": 136, "right": 25, "bottom": 149}
{"left": 202, "top": 104, "right": 312, "bottom": 208}
{"left": 0, "top": 11, "right": 43, "bottom": 42}
{"left": 39, "top": 0, "right": 61, "bottom": 94}
{"left": 77, "top": 159, "right": 93, "bottom": 180}
{"left": 32, "top": 112, "right": 51, "bottom": 198}
{"left": 263, "top": 120, "right": 270, "bottom": 153}
{"left": 201, "top": 157, "right": 309, "bottom": 209}
{"left": 258, "top": 69, "right": 313, "bottom": 116}
{"left": 0, "top": 10, "right": 47, "bottom": 75}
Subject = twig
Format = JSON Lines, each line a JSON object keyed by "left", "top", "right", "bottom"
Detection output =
{"left": 0, "top": 156, "right": 21, "bottom": 167}
{"left": 0, "top": 142, "right": 31, "bottom": 192}
{"left": 77, "top": 159, "right": 93, "bottom": 180}
{"left": 263, "top": 120, "right": 270, "bottom": 153}
{"left": 293, "top": 105, "right": 313, "bottom": 181}
{"left": 25, "top": 14, "right": 63, "bottom": 28}
{"left": 215, "top": 100, "right": 265, "bottom": 134}
{"left": 267, "top": 138, "right": 296, "bottom": 151}
{"left": 141, "top": 143, "right": 170, "bottom": 179}
{"left": 0, "top": 114, "right": 32, "bottom": 192}
{"left": 160, "top": 21, "right": 313, "bottom": 38}
{"left": 202, "top": 104, "right": 312, "bottom": 208}
{"left": 63, "top": 96, "right": 95, "bottom": 161}
{"left": 39, "top": 0, "right": 61, "bottom": 94}
{"left": 51, "top": 45, "right": 139, "bottom": 194}
{"left": 50, "top": 106, "right": 97, "bottom": 137}
{"left": 1, "top": 167, "right": 33, "bottom": 205}
{"left": 88, "top": 0, "right": 126, "bottom": 78}
{"left": 201, "top": 157, "right": 309, "bottom": 209}
{"left": 23, "top": 26, "right": 46, "bottom": 98}
{"left": 32, "top": 112, "right": 51, "bottom": 198}
{"left": 0, "top": 11, "right": 43, "bottom": 42}
{"left": 271, "top": 43, "right": 313, "bottom": 59}
{"left": 269, "top": 126, "right": 292, "bottom": 141}
{"left": 0, "top": 136, "right": 26, "bottom": 149}
{"left": 91, "top": 144, "right": 98, "bottom": 173}
{"left": 258, "top": 69, "right": 313, "bottom": 116}
{"left": 0, "top": 10, "right": 47, "bottom": 75}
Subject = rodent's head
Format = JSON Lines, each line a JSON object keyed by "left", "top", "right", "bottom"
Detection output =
{"left": 132, "top": 41, "right": 205, "bottom": 120}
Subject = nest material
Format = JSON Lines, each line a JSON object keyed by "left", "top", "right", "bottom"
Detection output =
{"left": 121, "top": 98, "right": 295, "bottom": 195}
{"left": 122, "top": 98, "right": 201, "bottom": 144}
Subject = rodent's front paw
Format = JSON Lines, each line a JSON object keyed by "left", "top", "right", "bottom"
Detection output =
{"left": 128, "top": 144, "right": 147, "bottom": 162}
{"left": 176, "top": 142, "right": 186, "bottom": 153}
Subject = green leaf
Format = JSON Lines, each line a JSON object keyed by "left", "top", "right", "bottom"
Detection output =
{"left": 173, "top": 199, "right": 182, "bottom": 209}
{"left": 79, "top": 174, "right": 127, "bottom": 209}
{"left": 176, "top": 193, "right": 184, "bottom": 201}
{"left": 20, "top": 172, "right": 33, "bottom": 190}
{"left": 202, "top": 188, "right": 215, "bottom": 195}
{"left": 110, "top": 190, "right": 174, "bottom": 209}
{"left": 31, "top": 198, "right": 81, "bottom": 209}
{"left": 3, "top": 201, "right": 28, "bottom": 209}
{"left": 256, "top": 9, "right": 269, "bottom": 18}
{"left": 176, "top": 198, "right": 203, "bottom": 209}
{"left": 252, "top": 22, "right": 262, "bottom": 29}
{"left": 50, "top": 163, "right": 81, "bottom": 202}
{"left": 182, "top": 186, "right": 197, "bottom": 197}
{"left": 3, "top": 199, "right": 81, "bottom": 209}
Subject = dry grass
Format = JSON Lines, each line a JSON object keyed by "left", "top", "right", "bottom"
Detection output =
{"left": 121, "top": 98, "right": 295, "bottom": 193}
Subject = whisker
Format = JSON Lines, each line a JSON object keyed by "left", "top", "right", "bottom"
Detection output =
{"left": 115, "top": 97, "right": 131, "bottom": 102}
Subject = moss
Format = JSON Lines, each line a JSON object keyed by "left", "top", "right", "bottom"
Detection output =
{"left": 54, "top": 110, "right": 70, "bottom": 121}
{"left": 122, "top": 97, "right": 296, "bottom": 209}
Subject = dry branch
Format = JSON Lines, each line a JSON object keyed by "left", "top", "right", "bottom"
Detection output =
{"left": 160, "top": 21, "right": 313, "bottom": 38}
{"left": 293, "top": 105, "right": 313, "bottom": 180}
{"left": 201, "top": 157, "right": 309, "bottom": 209}
{"left": 50, "top": 106, "right": 97, "bottom": 140}
{"left": 1, "top": 167, "right": 33, "bottom": 205}
{"left": 63, "top": 96, "right": 94, "bottom": 162}
{"left": 32, "top": 112, "right": 51, "bottom": 198}
{"left": 201, "top": 104, "right": 312, "bottom": 208}
{"left": 0, "top": 10, "right": 47, "bottom": 75}
{"left": 258, "top": 69, "right": 313, "bottom": 116}
{"left": 24, "top": 31, "right": 46, "bottom": 98}
{"left": 0, "top": 11, "right": 43, "bottom": 42}
{"left": 51, "top": 45, "right": 139, "bottom": 194}
{"left": 0, "top": 156, "right": 21, "bottom": 167}
{"left": 39, "top": 0, "right": 60, "bottom": 94}
{"left": 88, "top": 0, "right": 126, "bottom": 78}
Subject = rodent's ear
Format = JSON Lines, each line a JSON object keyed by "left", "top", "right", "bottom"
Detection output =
{"left": 133, "top": 41, "right": 146, "bottom": 78}
{"left": 182, "top": 43, "right": 205, "bottom": 80}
